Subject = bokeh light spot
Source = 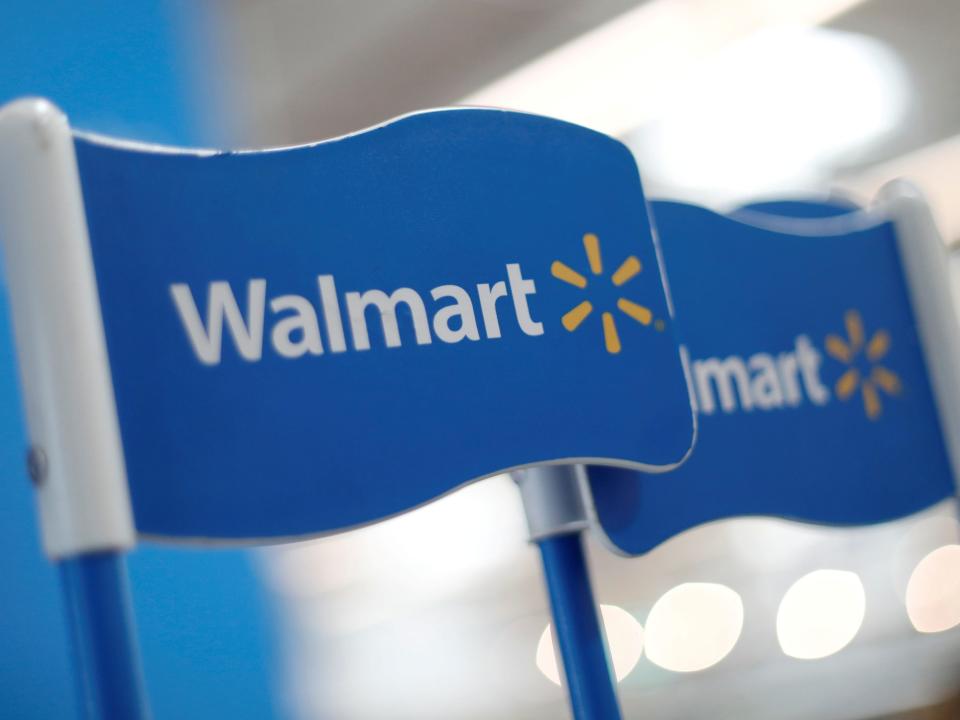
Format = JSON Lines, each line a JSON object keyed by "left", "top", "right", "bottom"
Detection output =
{"left": 644, "top": 583, "right": 743, "bottom": 673}
{"left": 535, "top": 604, "right": 644, "bottom": 685}
{"left": 777, "top": 569, "right": 865, "bottom": 660}
{"left": 906, "top": 544, "right": 960, "bottom": 634}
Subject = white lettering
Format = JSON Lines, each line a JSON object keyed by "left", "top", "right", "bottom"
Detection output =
{"left": 692, "top": 335, "right": 832, "bottom": 414}
{"left": 796, "top": 334, "right": 830, "bottom": 406}
{"left": 345, "top": 288, "right": 432, "bottom": 351}
{"left": 777, "top": 352, "right": 803, "bottom": 407}
{"left": 270, "top": 295, "right": 323, "bottom": 358}
{"left": 317, "top": 275, "right": 347, "bottom": 353}
{"left": 431, "top": 285, "right": 480, "bottom": 343}
{"left": 171, "top": 280, "right": 266, "bottom": 365}
{"left": 172, "top": 264, "right": 546, "bottom": 363}
{"left": 748, "top": 353, "right": 784, "bottom": 410}
{"left": 506, "top": 263, "right": 543, "bottom": 337}
{"left": 693, "top": 356, "right": 752, "bottom": 414}
{"left": 477, "top": 281, "right": 508, "bottom": 339}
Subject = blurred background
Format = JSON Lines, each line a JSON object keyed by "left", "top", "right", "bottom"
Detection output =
{"left": 2, "top": 1, "right": 960, "bottom": 718}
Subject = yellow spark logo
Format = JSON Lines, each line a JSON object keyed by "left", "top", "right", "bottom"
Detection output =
{"left": 826, "top": 309, "right": 901, "bottom": 420}
{"left": 551, "top": 233, "right": 658, "bottom": 354}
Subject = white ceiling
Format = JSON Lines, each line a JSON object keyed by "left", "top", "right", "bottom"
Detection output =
{"left": 211, "top": 0, "right": 646, "bottom": 145}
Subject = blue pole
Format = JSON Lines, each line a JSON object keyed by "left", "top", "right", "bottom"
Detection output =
{"left": 58, "top": 551, "right": 150, "bottom": 720}
{"left": 515, "top": 465, "right": 622, "bottom": 720}
{"left": 537, "top": 531, "right": 622, "bottom": 720}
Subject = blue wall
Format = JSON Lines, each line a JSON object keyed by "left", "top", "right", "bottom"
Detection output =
{"left": 0, "top": 3, "right": 279, "bottom": 718}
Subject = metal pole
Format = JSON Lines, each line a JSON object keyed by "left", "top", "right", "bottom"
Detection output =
{"left": 516, "top": 465, "right": 622, "bottom": 720}
{"left": 59, "top": 550, "right": 150, "bottom": 720}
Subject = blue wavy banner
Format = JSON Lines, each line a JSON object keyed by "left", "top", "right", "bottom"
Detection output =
{"left": 589, "top": 200, "right": 955, "bottom": 555}
{"left": 74, "top": 109, "right": 694, "bottom": 540}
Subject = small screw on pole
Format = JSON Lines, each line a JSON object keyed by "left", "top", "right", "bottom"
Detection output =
{"left": 26, "top": 446, "right": 47, "bottom": 487}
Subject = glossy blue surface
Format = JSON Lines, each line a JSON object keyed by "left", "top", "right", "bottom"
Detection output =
{"left": 538, "top": 534, "right": 621, "bottom": 720}
{"left": 590, "top": 200, "right": 955, "bottom": 555}
{"left": 74, "top": 109, "right": 694, "bottom": 540}
{"left": 0, "top": 2, "right": 198, "bottom": 145}
{"left": 59, "top": 553, "right": 149, "bottom": 720}
{"left": 0, "top": 277, "right": 76, "bottom": 718}
{"left": 126, "top": 545, "right": 279, "bottom": 720}
{"left": 0, "top": 4, "right": 278, "bottom": 718}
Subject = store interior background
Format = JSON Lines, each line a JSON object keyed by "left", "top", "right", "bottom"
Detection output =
{"left": 2, "top": 1, "right": 960, "bottom": 718}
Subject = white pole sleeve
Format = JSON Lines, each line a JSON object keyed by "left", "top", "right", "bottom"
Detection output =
{"left": 879, "top": 180, "right": 960, "bottom": 489}
{"left": 0, "top": 98, "right": 134, "bottom": 558}
{"left": 514, "top": 465, "right": 591, "bottom": 541}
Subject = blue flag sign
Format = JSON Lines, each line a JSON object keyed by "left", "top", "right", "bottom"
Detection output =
{"left": 589, "top": 200, "right": 957, "bottom": 555}
{"left": 66, "top": 109, "right": 694, "bottom": 540}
